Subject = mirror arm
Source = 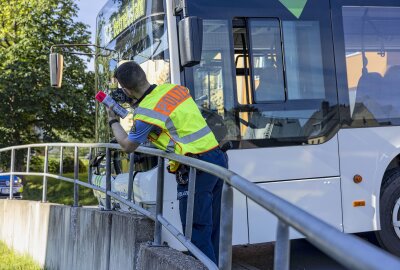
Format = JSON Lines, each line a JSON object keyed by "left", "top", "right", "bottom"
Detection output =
{"left": 174, "top": 0, "right": 188, "bottom": 17}
{"left": 181, "top": 0, "right": 188, "bottom": 17}
{"left": 64, "top": 52, "right": 96, "bottom": 56}
{"left": 49, "top": 43, "right": 121, "bottom": 88}
{"left": 58, "top": 51, "right": 117, "bottom": 60}
{"left": 50, "top": 44, "right": 120, "bottom": 60}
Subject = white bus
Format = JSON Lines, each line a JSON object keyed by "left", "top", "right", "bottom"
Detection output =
{"left": 92, "top": 0, "right": 400, "bottom": 255}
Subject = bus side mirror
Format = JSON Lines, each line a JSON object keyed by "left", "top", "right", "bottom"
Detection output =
{"left": 178, "top": 16, "right": 203, "bottom": 67}
{"left": 49, "top": 53, "right": 64, "bottom": 88}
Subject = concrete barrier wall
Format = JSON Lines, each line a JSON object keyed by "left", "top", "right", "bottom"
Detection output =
{"left": 0, "top": 200, "right": 51, "bottom": 266}
{"left": 44, "top": 206, "right": 115, "bottom": 270}
{"left": 0, "top": 200, "right": 205, "bottom": 270}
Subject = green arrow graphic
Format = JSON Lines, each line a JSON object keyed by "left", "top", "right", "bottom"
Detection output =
{"left": 279, "top": 0, "right": 308, "bottom": 19}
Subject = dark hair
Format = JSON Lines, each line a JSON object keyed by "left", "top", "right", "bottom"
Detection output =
{"left": 114, "top": 61, "right": 147, "bottom": 91}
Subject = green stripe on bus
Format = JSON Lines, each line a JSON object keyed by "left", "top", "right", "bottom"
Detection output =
{"left": 279, "top": 0, "right": 308, "bottom": 19}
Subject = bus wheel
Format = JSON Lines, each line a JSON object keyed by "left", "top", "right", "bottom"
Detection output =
{"left": 376, "top": 169, "right": 400, "bottom": 256}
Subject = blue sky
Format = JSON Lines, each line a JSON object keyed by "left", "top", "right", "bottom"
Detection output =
{"left": 76, "top": 0, "right": 108, "bottom": 70}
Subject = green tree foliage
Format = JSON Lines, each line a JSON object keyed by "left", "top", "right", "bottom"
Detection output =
{"left": 0, "top": 0, "right": 95, "bottom": 151}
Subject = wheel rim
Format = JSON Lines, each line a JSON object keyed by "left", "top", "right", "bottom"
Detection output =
{"left": 392, "top": 197, "right": 400, "bottom": 238}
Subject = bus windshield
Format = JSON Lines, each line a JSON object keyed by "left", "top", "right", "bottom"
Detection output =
{"left": 95, "top": 0, "right": 169, "bottom": 142}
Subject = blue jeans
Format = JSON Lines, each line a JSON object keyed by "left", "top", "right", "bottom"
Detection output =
{"left": 177, "top": 148, "right": 228, "bottom": 265}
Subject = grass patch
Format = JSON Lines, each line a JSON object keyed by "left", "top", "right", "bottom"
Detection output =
{"left": 22, "top": 172, "right": 98, "bottom": 206}
{"left": 0, "top": 241, "right": 42, "bottom": 270}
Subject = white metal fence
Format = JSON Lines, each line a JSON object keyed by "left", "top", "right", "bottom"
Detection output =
{"left": 1, "top": 143, "right": 400, "bottom": 270}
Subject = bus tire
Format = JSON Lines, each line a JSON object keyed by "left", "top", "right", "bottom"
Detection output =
{"left": 376, "top": 169, "right": 400, "bottom": 256}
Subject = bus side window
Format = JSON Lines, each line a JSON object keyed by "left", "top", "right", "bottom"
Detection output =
{"left": 190, "top": 20, "right": 239, "bottom": 142}
{"left": 233, "top": 18, "right": 286, "bottom": 105}
{"left": 248, "top": 19, "right": 285, "bottom": 103}
{"left": 232, "top": 16, "right": 336, "bottom": 145}
{"left": 343, "top": 6, "right": 400, "bottom": 125}
{"left": 189, "top": 13, "right": 337, "bottom": 147}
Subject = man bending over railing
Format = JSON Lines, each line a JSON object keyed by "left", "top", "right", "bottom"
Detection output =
{"left": 107, "top": 61, "right": 228, "bottom": 264}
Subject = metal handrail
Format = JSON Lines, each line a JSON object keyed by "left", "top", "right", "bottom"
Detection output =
{"left": 1, "top": 143, "right": 400, "bottom": 270}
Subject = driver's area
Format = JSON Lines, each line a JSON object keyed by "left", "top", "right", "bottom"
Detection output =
{"left": 184, "top": 14, "right": 340, "bottom": 149}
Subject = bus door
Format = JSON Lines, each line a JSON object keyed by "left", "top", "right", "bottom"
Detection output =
{"left": 181, "top": 0, "right": 342, "bottom": 244}
{"left": 332, "top": 0, "right": 400, "bottom": 234}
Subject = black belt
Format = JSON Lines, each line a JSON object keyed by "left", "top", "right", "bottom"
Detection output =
{"left": 186, "top": 147, "right": 221, "bottom": 159}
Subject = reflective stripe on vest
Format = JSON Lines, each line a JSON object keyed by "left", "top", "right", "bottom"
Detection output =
{"left": 135, "top": 107, "right": 213, "bottom": 144}
{"left": 133, "top": 84, "right": 219, "bottom": 170}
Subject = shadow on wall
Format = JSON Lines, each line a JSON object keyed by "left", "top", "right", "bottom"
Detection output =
{"left": 0, "top": 200, "right": 153, "bottom": 270}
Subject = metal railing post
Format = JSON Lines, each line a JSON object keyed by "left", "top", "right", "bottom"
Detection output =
{"left": 73, "top": 146, "right": 79, "bottom": 207}
{"left": 153, "top": 156, "right": 164, "bottom": 245}
{"left": 88, "top": 147, "right": 93, "bottom": 184}
{"left": 26, "top": 147, "right": 31, "bottom": 173}
{"left": 9, "top": 149, "right": 15, "bottom": 200}
{"left": 185, "top": 167, "right": 196, "bottom": 239}
{"left": 219, "top": 182, "right": 233, "bottom": 269}
{"left": 127, "top": 153, "right": 135, "bottom": 202}
{"left": 274, "top": 220, "right": 290, "bottom": 270}
{"left": 59, "top": 146, "right": 63, "bottom": 176}
{"left": 42, "top": 146, "right": 48, "bottom": 202}
{"left": 105, "top": 148, "right": 112, "bottom": 210}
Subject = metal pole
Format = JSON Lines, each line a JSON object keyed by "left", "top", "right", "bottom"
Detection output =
{"left": 153, "top": 156, "right": 164, "bottom": 245}
{"left": 219, "top": 182, "right": 233, "bottom": 270}
{"left": 59, "top": 146, "right": 63, "bottom": 176}
{"left": 73, "top": 146, "right": 79, "bottom": 207}
{"left": 185, "top": 167, "right": 196, "bottom": 239}
{"left": 87, "top": 147, "right": 92, "bottom": 185}
{"left": 274, "top": 220, "right": 290, "bottom": 270}
{"left": 42, "top": 146, "right": 49, "bottom": 202}
{"left": 105, "top": 148, "right": 112, "bottom": 210}
{"left": 26, "top": 147, "right": 31, "bottom": 173}
{"left": 9, "top": 149, "right": 15, "bottom": 200}
{"left": 127, "top": 153, "right": 135, "bottom": 202}
{"left": 157, "top": 214, "right": 219, "bottom": 270}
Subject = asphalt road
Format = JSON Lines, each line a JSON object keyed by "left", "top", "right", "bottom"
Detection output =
{"left": 232, "top": 240, "right": 347, "bottom": 270}
{"left": 232, "top": 233, "right": 380, "bottom": 270}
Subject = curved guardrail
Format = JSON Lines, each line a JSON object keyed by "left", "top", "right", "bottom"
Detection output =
{"left": 1, "top": 143, "right": 400, "bottom": 270}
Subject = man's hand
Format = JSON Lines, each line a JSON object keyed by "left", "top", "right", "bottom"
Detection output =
{"left": 107, "top": 105, "right": 118, "bottom": 121}
{"left": 107, "top": 104, "right": 139, "bottom": 153}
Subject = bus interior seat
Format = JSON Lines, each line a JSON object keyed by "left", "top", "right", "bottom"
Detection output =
{"left": 382, "top": 65, "right": 400, "bottom": 112}
{"left": 354, "top": 72, "right": 385, "bottom": 119}
{"left": 255, "top": 67, "right": 284, "bottom": 102}
{"left": 355, "top": 72, "right": 382, "bottom": 103}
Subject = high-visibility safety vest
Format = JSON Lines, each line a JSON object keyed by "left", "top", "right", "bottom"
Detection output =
{"left": 133, "top": 84, "right": 219, "bottom": 172}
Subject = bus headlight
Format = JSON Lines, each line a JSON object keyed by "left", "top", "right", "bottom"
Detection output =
{"left": 13, "top": 177, "right": 22, "bottom": 185}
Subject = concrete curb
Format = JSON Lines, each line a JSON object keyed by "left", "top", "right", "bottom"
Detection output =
{"left": 136, "top": 242, "right": 207, "bottom": 270}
